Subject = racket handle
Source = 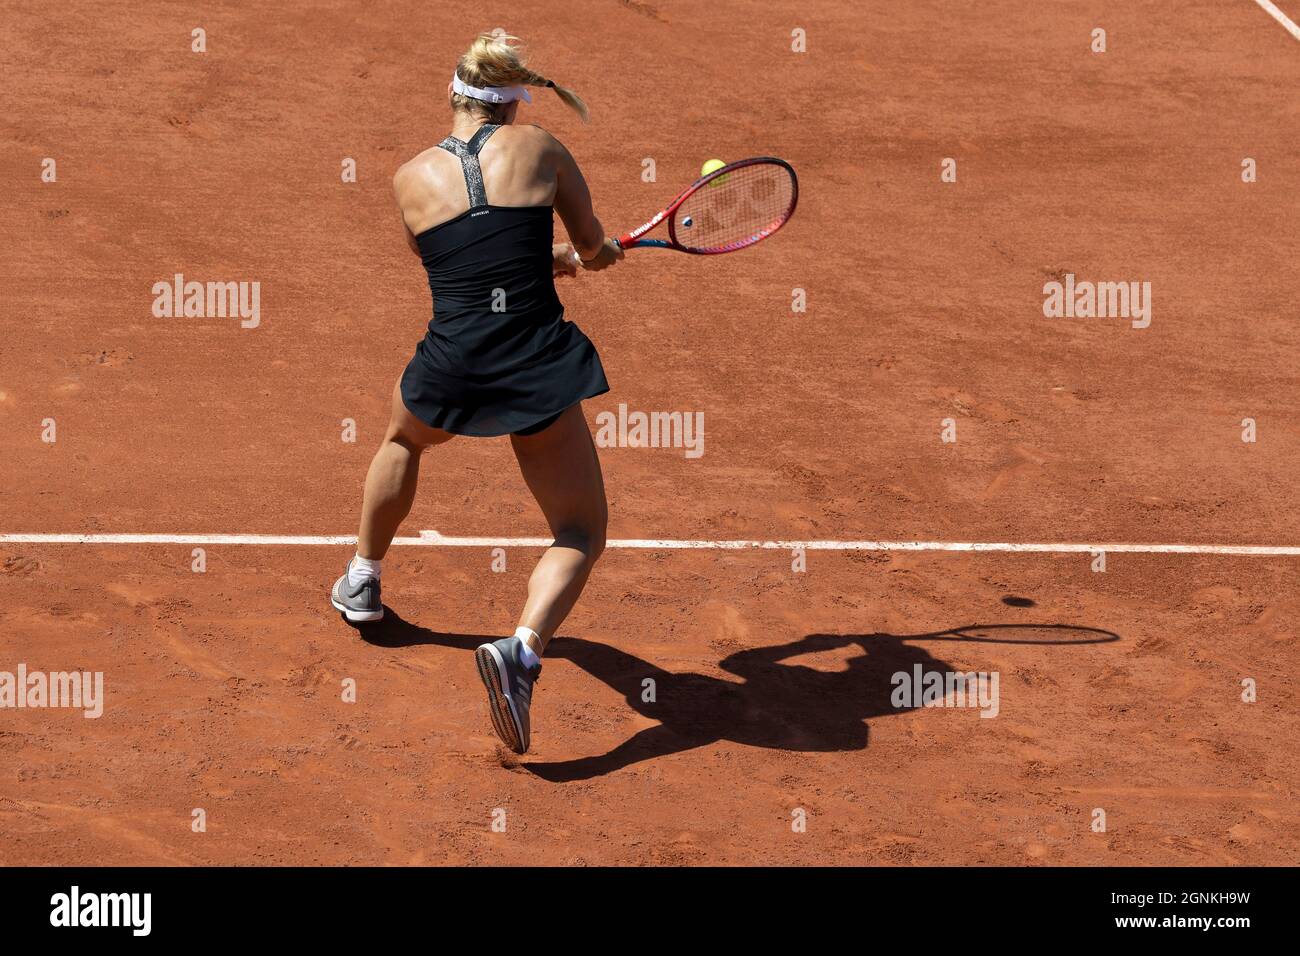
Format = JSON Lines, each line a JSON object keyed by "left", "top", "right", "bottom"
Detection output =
{"left": 616, "top": 238, "right": 671, "bottom": 250}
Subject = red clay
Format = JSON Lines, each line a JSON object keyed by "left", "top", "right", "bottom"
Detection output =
{"left": 2, "top": 0, "right": 1298, "bottom": 865}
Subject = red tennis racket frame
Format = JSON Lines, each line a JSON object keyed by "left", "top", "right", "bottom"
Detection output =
{"left": 615, "top": 157, "right": 798, "bottom": 254}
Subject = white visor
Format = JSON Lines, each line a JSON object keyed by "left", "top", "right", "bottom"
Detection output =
{"left": 452, "top": 73, "right": 532, "bottom": 104}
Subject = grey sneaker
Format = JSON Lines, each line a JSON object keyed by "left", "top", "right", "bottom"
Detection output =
{"left": 475, "top": 637, "right": 541, "bottom": 753}
{"left": 330, "top": 561, "right": 383, "bottom": 622}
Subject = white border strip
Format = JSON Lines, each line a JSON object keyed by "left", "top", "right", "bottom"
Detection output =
{"left": 1, "top": 531, "right": 1298, "bottom": 556}
{"left": 1253, "top": 0, "right": 1300, "bottom": 41}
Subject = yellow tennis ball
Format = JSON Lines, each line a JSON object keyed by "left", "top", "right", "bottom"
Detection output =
{"left": 701, "top": 159, "right": 729, "bottom": 186}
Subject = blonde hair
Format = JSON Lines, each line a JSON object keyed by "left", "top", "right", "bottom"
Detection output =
{"left": 451, "top": 32, "right": 589, "bottom": 123}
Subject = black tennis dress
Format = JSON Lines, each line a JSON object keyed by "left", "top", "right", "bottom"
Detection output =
{"left": 399, "top": 124, "right": 609, "bottom": 437}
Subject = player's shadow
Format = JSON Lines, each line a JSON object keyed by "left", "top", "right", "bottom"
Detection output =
{"left": 349, "top": 613, "right": 1118, "bottom": 784}
{"left": 349, "top": 608, "right": 490, "bottom": 652}
{"left": 531, "top": 623, "right": 1120, "bottom": 782}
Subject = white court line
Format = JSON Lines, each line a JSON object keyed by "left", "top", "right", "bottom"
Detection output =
{"left": 1, "top": 531, "right": 1299, "bottom": 556}
{"left": 1253, "top": 0, "right": 1300, "bottom": 41}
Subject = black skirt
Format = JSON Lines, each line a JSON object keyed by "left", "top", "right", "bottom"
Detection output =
{"left": 400, "top": 320, "right": 609, "bottom": 437}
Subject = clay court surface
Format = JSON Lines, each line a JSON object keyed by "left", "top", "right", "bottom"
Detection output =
{"left": 3, "top": 1, "right": 1299, "bottom": 865}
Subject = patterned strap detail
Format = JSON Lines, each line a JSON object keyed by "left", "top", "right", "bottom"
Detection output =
{"left": 434, "top": 124, "right": 501, "bottom": 207}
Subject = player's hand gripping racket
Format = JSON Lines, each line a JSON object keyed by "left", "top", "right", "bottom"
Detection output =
{"left": 616, "top": 157, "right": 798, "bottom": 254}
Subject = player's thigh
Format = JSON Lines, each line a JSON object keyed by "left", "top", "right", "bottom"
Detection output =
{"left": 386, "top": 377, "right": 454, "bottom": 449}
{"left": 510, "top": 404, "right": 607, "bottom": 539}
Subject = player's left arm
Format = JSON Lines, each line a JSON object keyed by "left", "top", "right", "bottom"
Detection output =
{"left": 392, "top": 161, "right": 424, "bottom": 257}
{"left": 401, "top": 219, "right": 420, "bottom": 256}
{"left": 552, "top": 242, "right": 579, "bottom": 277}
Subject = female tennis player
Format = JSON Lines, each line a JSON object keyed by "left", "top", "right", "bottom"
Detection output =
{"left": 330, "top": 32, "right": 622, "bottom": 754}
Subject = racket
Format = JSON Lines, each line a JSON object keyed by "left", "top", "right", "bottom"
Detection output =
{"left": 615, "top": 157, "right": 798, "bottom": 254}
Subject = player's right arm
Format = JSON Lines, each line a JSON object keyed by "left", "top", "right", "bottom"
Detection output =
{"left": 548, "top": 133, "right": 622, "bottom": 271}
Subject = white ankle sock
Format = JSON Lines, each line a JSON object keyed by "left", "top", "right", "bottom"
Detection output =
{"left": 514, "top": 626, "right": 541, "bottom": 668}
{"left": 348, "top": 555, "right": 381, "bottom": 588}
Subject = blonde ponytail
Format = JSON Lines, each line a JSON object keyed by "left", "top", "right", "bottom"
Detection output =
{"left": 451, "top": 32, "right": 589, "bottom": 123}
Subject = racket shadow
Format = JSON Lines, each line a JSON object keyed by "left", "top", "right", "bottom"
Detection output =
{"left": 525, "top": 622, "right": 1120, "bottom": 783}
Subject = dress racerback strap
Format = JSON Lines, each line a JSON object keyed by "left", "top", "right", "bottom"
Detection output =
{"left": 435, "top": 124, "right": 501, "bottom": 208}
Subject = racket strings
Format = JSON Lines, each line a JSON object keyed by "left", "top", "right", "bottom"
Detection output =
{"left": 674, "top": 163, "right": 795, "bottom": 253}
